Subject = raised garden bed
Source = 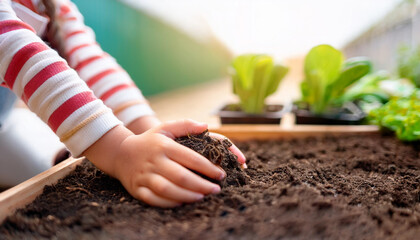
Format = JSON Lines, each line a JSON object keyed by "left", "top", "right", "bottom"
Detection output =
{"left": 1, "top": 126, "right": 419, "bottom": 239}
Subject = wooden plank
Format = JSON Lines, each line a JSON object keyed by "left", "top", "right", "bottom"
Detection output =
{"left": 0, "top": 157, "right": 83, "bottom": 222}
{"left": 211, "top": 125, "right": 380, "bottom": 141}
{"left": 0, "top": 125, "right": 380, "bottom": 222}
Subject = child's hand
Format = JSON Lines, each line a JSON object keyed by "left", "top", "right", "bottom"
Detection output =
{"left": 84, "top": 119, "right": 246, "bottom": 207}
{"left": 115, "top": 120, "right": 245, "bottom": 207}
{"left": 125, "top": 116, "right": 246, "bottom": 167}
{"left": 126, "top": 115, "right": 161, "bottom": 135}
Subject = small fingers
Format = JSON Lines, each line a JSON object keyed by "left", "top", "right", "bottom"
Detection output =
{"left": 155, "top": 158, "right": 221, "bottom": 195}
{"left": 141, "top": 174, "right": 206, "bottom": 203}
{"left": 136, "top": 187, "right": 180, "bottom": 208}
{"left": 164, "top": 141, "right": 225, "bottom": 180}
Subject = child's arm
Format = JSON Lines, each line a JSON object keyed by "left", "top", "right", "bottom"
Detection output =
{"left": 0, "top": 0, "right": 120, "bottom": 156}
{"left": 49, "top": 0, "right": 247, "bottom": 167}
{"left": 0, "top": 1, "right": 224, "bottom": 207}
{"left": 50, "top": 0, "right": 158, "bottom": 135}
{"left": 51, "top": 1, "right": 247, "bottom": 166}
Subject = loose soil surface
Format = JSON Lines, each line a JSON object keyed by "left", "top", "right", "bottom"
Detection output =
{"left": 1, "top": 133, "right": 420, "bottom": 240}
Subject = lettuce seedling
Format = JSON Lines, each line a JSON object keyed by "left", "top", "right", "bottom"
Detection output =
{"left": 370, "top": 91, "right": 420, "bottom": 141}
{"left": 300, "top": 45, "right": 372, "bottom": 114}
{"left": 229, "top": 54, "right": 289, "bottom": 114}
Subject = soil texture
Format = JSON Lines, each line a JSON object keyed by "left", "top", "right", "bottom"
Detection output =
{"left": 174, "top": 130, "right": 248, "bottom": 187}
{"left": 1, "top": 134, "right": 420, "bottom": 240}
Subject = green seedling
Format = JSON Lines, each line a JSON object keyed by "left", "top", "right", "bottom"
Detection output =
{"left": 229, "top": 54, "right": 289, "bottom": 114}
{"left": 300, "top": 44, "right": 372, "bottom": 114}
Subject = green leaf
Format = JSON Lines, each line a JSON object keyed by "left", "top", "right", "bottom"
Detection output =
{"left": 303, "top": 45, "right": 343, "bottom": 114}
{"left": 342, "top": 57, "right": 372, "bottom": 70}
{"left": 305, "top": 73, "right": 325, "bottom": 113}
{"left": 247, "top": 56, "right": 273, "bottom": 113}
{"left": 229, "top": 54, "right": 288, "bottom": 114}
{"left": 304, "top": 45, "right": 343, "bottom": 85}
{"left": 369, "top": 91, "right": 420, "bottom": 141}
{"left": 232, "top": 54, "right": 257, "bottom": 90}
{"left": 338, "top": 71, "right": 389, "bottom": 104}
{"left": 265, "top": 65, "right": 289, "bottom": 98}
{"left": 300, "top": 81, "right": 309, "bottom": 102}
{"left": 329, "top": 60, "right": 371, "bottom": 99}
{"left": 300, "top": 44, "right": 371, "bottom": 114}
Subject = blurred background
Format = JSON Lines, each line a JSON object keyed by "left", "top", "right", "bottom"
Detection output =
{"left": 72, "top": 0, "right": 418, "bottom": 125}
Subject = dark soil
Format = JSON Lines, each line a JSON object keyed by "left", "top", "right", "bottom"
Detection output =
{"left": 174, "top": 130, "right": 248, "bottom": 187}
{"left": 1, "top": 134, "right": 420, "bottom": 240}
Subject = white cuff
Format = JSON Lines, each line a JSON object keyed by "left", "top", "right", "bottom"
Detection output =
{"left": 116, "top": 103, "right": 155, "bottom": 126}
{"left": 63, "top": 111, "right": 122, "bottom": 157}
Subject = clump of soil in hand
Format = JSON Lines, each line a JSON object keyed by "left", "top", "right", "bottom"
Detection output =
{"left": 2, "top": 134, "right": 420, "bottom": 239}
{"left": 174, "top": 130, "right": 248, "bottom": 187}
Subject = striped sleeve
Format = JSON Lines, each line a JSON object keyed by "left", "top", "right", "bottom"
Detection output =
{"left": 0, "top": 1, "right": 122, "bottom": 156}
{"left": 56, "top": 0, "right": 154, "bottom": 126}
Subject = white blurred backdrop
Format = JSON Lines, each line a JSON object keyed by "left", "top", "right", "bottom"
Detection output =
{"left": 123, "top": 0, "right": 403, "bottom": 60}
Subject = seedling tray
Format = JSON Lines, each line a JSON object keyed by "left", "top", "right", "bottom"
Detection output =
{"left": 218, "top": 104, "right": 288, "bottom": 124}
{"left": 292, "top": 102, "right": 366, "bottom": 125}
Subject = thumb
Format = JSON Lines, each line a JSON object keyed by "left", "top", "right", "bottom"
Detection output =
{"left": 157, "top": 119, "right": 208, "bottom": 139}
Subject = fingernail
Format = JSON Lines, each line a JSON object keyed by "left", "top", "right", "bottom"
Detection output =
{"left": 212, "top": 185, "right": 221, "bottom": 194}
{"left": 196, "top": 194, "right": 204, "bottom": 200}
{"left": 241, "top": 163, "right": 248, "bottom": 169}
{"left": 197, "top": 122, "right": 207, "bottom": 127}
{"left": 218, "top": 170, "right": 226, "bottom": 180}
{"left": 191, "top": 119, "right": 206, "bottom": 127}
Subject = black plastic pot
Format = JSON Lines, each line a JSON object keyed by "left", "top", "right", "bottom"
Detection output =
{"left": 218, "top": 104, "right": 289, "bottom": 124}
{"left": 293, "top": 102, "right": 366, "bottom": 125}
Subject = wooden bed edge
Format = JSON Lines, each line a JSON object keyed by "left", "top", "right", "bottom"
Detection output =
{"left": 210, "top": 125, "right": 380, "bottom": 141}
{"left": 0, "top": 157, "right": 84, "bottom": 222}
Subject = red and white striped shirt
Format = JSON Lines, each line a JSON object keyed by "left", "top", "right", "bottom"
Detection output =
{"left": 0, "top": 0, "right": 154, "bottom": 156}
